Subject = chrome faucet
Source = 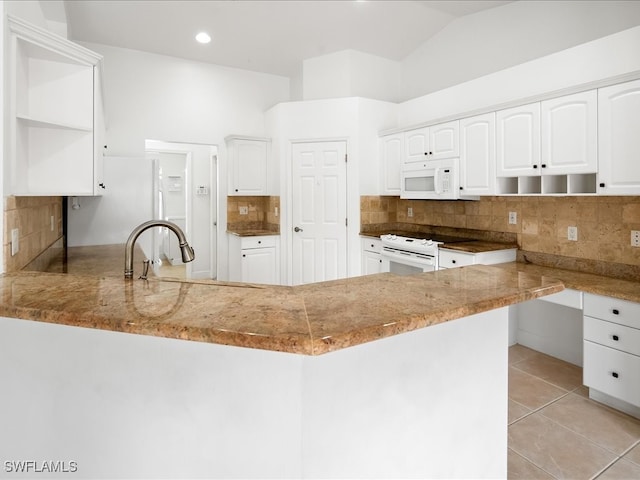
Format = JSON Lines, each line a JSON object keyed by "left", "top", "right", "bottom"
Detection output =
{"left": 124, "top": 220, "right": 195, "bottom": 279}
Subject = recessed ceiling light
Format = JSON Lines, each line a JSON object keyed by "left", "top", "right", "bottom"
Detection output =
{"left": 195, "top": 32, "right": 211, "bottom": 44}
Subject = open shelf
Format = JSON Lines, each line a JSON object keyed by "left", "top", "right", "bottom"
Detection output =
{"left": 497, "top": 173, "right": 597, "bottom": 195}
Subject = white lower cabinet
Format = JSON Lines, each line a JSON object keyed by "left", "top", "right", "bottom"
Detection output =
{"left": 583, "top": 293, "right": 640, "bottom": 416}
{"left": 361, "top": 237, "right": 383, "bottom": 275}
{"left": 438, "top": 247, "right": 516, "bottom": 269}
{"left": 229, "top": 235, "right": 279, "bottom": 285}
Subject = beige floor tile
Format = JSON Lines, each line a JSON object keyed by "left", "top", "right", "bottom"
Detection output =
{"left": 508, "top": 413, "right": 617, "bottom": 479}
{"left": 595, "top": 459, "right": 640, "bottom": 479}
{"left": 507, "top": 448, "right": 555, "bottom": 479}
{"left": 509, "top": 366, "right": 568, "bottom": 410}
{"left": 625, "top": 442, "right": 640, "bottom": 466}
{"left": 540, "top": 393, "right": 640, "bottom": 455}
{"left": 509, "top": 399, "right": 532, "bottom": 425}
{"left": 514, "top": 351, "right": 583, "bottom": 391}
{"left": 509, "top": 344, "right": 539, "bottom": 365}
{"left": 572, "top": 385, "right": 590, "bottom": 398}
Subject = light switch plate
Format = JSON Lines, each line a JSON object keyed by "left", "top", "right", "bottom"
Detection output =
{"left": 508, "top": 212, "right": 517, "bottom": 225}
{"left": 11, "top": 228, "right": 19, "bottom": 256}
{"left": 239, "top": 206, "right": 248, "bottom": 215}
{"left": 407, "top": 207, "right": 413, "bottom": 218}
{"left": 568, "top": 226, "right": 578, "bottom": 241}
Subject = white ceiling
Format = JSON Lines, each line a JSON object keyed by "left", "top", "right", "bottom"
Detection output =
{"left": 64, "top": 0, "right": 511, "bottom": 78}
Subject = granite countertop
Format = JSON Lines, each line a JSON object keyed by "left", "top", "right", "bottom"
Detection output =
{"left": 0, "top": 265, "right": 563, "bottom": 355}
{"left": 439, "top": 241, "right": 518, "bottom": 254}
{"left": 227, "top": 229, "right": 280, "bottom": 237}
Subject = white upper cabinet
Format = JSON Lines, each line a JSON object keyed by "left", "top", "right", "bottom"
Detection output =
{"left": 379, "top": 133, "right": 403, "bottom": 195}
{"left": 496, "top": 103, "right": 541, "bottom": 177}
{"left": 459, "top": 113, "right": 496, "bottom": 196}
{"left": 404, "top": 120, "right": 459, "bottom": 164}
{"left": 598, "top": 79, "right": 640, "bottom": 195}
{"left": 226, "top": 136, "right": 270, "bottom": 196}
{"left": 7, "top": 15, "right": 104, "bottom": 196}
{"left": 541, "top": 90, "right": 597, "bottom": 175}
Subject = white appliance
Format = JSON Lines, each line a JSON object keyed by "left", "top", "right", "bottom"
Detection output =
{"left": 401, "top": 158, "right": 460, "bottom": 200}
{"left": 380, "top": 234, "right": 442, "bottom": 275}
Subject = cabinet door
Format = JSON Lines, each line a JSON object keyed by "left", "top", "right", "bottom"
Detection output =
{"left": 460, "top": 113, "right": 495, "bottom": 195}
{"left": 242, "top": 247, "right": 277, "bottom": 284}
{"left": 430, "top": 120, "right": 459, "bottom": 160}
{"left": 362, "top": 250, "right": 383, "bottom": 275}
{"left": 93, "top": 64, "right": 106, "bottom": 195}
{"left": 229, "top": 139, "right": 268, "bottom": 195}
{"left": 496, "top": 103, "right": 541, "bottom": 177}
{"left": 379, "top": 134, "right": 402, "bottom": 195}
{"left": 541, "top": 90, "right": 597, "bottom": 175}
{"left": 598, "top": 79, "right": 640, "bottom": 195}
{"left": 404, "top": 127, "right": 430, "bottom": 164}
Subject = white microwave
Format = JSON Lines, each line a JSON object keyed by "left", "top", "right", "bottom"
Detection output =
{"left": 400, "top": 158, "right": 460, "bottom": 200}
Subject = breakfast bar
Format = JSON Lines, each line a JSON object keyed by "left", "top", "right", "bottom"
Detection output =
{"left": 0, "top": 265, "right": 563, "bottom": 479}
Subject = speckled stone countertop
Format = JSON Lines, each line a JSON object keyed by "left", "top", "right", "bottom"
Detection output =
{"left": 439, "top": 241, "right": 518, "bottom": 253}
{"left": 0, "top": 265, "right": 563, "bottom": 355}
{"left": 227, "top": 229, "right": 280, "bottom": 237}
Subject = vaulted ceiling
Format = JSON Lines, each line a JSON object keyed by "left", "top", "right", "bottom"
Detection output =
{"left": 64, "top": 0, "right": 511, "bottom": 77}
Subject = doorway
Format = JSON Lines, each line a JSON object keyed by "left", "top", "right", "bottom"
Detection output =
{"left": 290, "top": 141, "right": 347, "bottom": 285}
{"left": 145, "top": 140, "right": 217, "bottom": 280}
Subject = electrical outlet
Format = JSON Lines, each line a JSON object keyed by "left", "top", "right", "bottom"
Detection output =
{"left": 632, "top": 230, "right": 640, "bottom": 247}
{"left": 407, "top": 207, "right": 413, "bottom": 218}
{"left": 508, "top": 212, "right": 517, "bottom": 225}
{"left": 239, "top": 206, "right": 248, "bottom": 215}
{"left": 568, "top": 226, "right": 578, "bottom": 241}
{"left": 51, "top": 215, "right": 55, "bottom": 232}
{"left": 275, "top": 207, "right": 279, "bottom": 217}
{"left": 11, "top": 228, "right": 19, "bottom": 256}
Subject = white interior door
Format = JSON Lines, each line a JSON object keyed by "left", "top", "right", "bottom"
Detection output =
{"left": 291, "top": 141, "right": 347, "bottom": 285}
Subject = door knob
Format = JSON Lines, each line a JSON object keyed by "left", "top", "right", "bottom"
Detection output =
{"left": 294, "top": 226, "right": 303, "bottom": 232}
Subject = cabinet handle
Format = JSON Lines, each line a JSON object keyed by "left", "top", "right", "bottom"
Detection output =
{"left": 599, "top": 183, "right": 605, "bottom": 188}
{"left": 612, "top": 334, "right": 619, "bottom": 341}
{"left": 611, "top": 372, "right": 619, "bottom": 379}
{"left": 98, "top": 183, "right": 106, "bottom": 189}
{"left": 370, "top": 244, "right": 374, "bottom": 248}
{"left": 242, "top": 254, "right": 246, "bottom": 258}
{"left": 424, "top": 152, "right": 428, "bottom": 156}
{"left": 459, "top": 186, "right": 463, "bottom": 190}
{"left": 541, "top": 164, "right": 547, "bottom": 168}
{"left": 452, "top": 260, "right": 456, "bottom": 264}
{"left": 258, "top": 241, "right": 261, "bottom": 244}
{"left": 533, "top": 165, "right": 538, "bottom": 169}
{"left": 612, "top": 309, "right": 620, "bottom": 315}
{"left": 429, "top": 151, "right": 433, "bottom": 155}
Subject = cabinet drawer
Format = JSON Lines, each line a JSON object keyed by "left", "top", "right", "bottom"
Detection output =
{"left": 584, "top": 293, "right": 640, "bottom": 329}
{"left": 439, "top": 249, "right": 474, "bottom": 268}
{"left": 584, "top": 316, "right": 640, "bottom": 356}
{"left": 361, "top": 237, "right": 382, "bottom": 254}
{"left": 240, "top": 236, "right": 277, "bottom": 249}
{"left": 584, "top": 341, "right": 640, "bottom": 408}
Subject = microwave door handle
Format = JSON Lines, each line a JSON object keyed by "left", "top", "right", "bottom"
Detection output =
{"left": 434, "top": 167, "right": 441, "bottom": 194}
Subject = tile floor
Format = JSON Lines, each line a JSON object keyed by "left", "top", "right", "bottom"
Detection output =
{"left": 508, "top": 344, "right": 640, "bottom": 479}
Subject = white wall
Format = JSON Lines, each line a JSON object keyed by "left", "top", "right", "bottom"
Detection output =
{"left": 265, "top": 98, "right": 396, "bottom": 284}
{"left": 66, "top": 42, "right": 290, "bottom": 280}
{"left": 397, "top": 25, "right": 640, "bottom": 127}
{"left": 400, "top": 0, "right": 640, "bottom": 101}
{"left": 303, "top": 50, "right": 400, "bottom": 102}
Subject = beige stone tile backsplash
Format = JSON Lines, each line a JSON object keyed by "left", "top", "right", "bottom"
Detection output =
{"left": 4, "top": 196, "right": 63, "bottom": 272}
{"left": 361, "top": 196, "right": 640, "bottom": 267}
{"left": 227, "top": 196, "right": 280, "bottom": 231}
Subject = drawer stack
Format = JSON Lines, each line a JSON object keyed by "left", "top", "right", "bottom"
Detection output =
{"left": 583, "top": 293, "right": 640, "bottom": 410}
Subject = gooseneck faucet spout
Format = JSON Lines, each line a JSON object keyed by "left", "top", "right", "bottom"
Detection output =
{"left": 124, "top": 220, "right": 195, "bottom": 279}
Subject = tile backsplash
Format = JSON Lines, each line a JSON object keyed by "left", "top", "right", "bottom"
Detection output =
{"left": 227, "top": 196, "right": 280, "bottom": 233}
{"left": 4, "top": 196, "right": 63, "bottom": 272}
{"left": 361, "top": 196, "right": 640, "bottom": 267}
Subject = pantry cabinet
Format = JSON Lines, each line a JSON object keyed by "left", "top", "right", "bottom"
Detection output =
{"left": 7, "top": 15, "right": 104, "bottom": 196}
{"left": 228, "top": 235, "right": 279, "bottom": 285}
{"left": 361, "top": 237, "right": 383, "bottom": 275}
{"left": 379, "top": 134, "right": 402, "bottom": 195}
{"left": 459, "top": 113, "right": 496, "bottom": 196}
{"left": 598, "top": 79, "right": 640, "bottom": 195}
{"left": 404, "top": 120, "right": 459, "bottom": 164}
{"left": 226, "top": 136, "right": 270, "bottom": 196}
{"left": 583, "top": 293, "right": 640, "bottom": 415}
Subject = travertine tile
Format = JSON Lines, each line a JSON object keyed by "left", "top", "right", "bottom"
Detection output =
{"left": 596, "top": 459, "right": 640, "bottom": 479}
{"left": 509, "top": 399, "right": 531, "bottom": 425}
{"left": 509, "top": 344, "right": 538, "bottom": 365}
{"left": 508, "top": 413, "right": 617, "bottom": 479}
{"left": 625, "top": 442, "right": 640, "bottom": 466}
{"left": 541, "top": 393, "right": 640, "bottom": 455}
{"left": 508, "top": 366, "right": 568, "bottom": 411}
{"left": 513, "top": 351, "right": 583, "bottom": 391}
{"left": 507, "top": 448, "right": 554, "bottom": 479}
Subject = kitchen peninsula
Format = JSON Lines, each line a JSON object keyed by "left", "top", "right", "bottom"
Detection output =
{"left": 0, "top": 261, "right": 563, "bottom": 479}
